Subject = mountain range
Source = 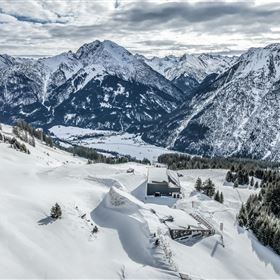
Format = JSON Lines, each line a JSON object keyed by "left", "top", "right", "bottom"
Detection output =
{"left": 1, "top": 40, "right": 280, "bottom": 160}
{"left": 143, "top": 43, "right": 280, "bottom": 161}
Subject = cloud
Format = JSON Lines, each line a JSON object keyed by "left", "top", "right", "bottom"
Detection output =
{"left": 113, "top": 1, "right": 280, "bottom": 34}
{"left": 0, "top": 0, "right": 279, "bottom": 57}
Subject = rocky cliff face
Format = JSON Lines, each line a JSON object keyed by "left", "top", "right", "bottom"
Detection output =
{"left": 136, "top": 53, "right": 236, "bottom": 94}
{"left": 143, "top": 44, "right": 280, "bottom": 160}
{"left": 0, "top": 40, "right": 183, "bottom": 129}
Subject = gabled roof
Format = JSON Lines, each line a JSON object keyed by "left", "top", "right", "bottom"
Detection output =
{"left": 147, "top": 167, "right": 181, "bottom": 188}
{"left": 148, "top": 167, "right": 168, "bottom": 184}
{"left": 167, "top": 169, "right": 180, "bottom": 187}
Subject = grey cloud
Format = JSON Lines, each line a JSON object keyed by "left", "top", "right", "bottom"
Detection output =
{"left": 137, "top": 40, "right": 176, "bottom": 47}
{"left": 138, "top": 40, "right": 237, "bottom": 49}
{"left": 114, "top": 2, "right": 280, "bottom": 24}
{"left": 113, "top": 2, "right": 280, "bottom": 36}
{"left": 0, "top": 1, "right": 279, "bottom": 57}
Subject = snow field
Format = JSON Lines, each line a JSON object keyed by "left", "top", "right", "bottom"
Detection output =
{"left": 0, "top": 124, "right": 279, "bottom": 279}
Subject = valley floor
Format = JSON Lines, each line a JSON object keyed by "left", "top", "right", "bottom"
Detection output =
{"left": 0, "top": 124, "right": 280, "bottom": 279}
{"left": 50, "top": 125, "right": 171, "bottom": 161}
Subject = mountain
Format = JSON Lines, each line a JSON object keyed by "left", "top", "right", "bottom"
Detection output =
{"left": 0, "top": 40, "right": 184, "bottom": 130}
{"left": 0, "top": 54, "right": 17, "bottom": 69}
{"left": 136, "top": 53, "right": 236, "bottom": 94}
{"left": 143, "top": 43, "right": 280, "bottom": 161}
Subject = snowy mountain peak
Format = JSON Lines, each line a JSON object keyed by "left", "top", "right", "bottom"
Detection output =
{"left": 76, "top": 40, "right": 102, "bottom": 59}
{"left": 138, "top": 52, "right": 236, "bottom": 83}
{"left": 264, "top": 42, "right": 280, "bottom": 50}
{"left": 0, "top": 39, "right": 184, "bottom": 130}
{"left": 143, "top": 42, "right": 280, "bottom": 161}
{"left": 39, "top": 51, "right": 79, "bottom": 73}
{"left": 0, "top": 54, "right": 16, "bottom": 69}
{"left": 76, "top": 39, "right": 133, "bottom": 63}
{"left": 233, "top": 43, "right": 280, "bottom": 81}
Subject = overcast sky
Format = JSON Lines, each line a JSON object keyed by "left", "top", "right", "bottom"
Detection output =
{"left": 0, "top": 0, "right": 279, "bottom": 57}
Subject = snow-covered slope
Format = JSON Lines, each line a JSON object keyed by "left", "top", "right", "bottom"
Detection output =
{"left": 49, "top": 125, "right": 172, "bottom": 161}
{"left": 0, "top": 54, "right": 17, "bottom": 69}
{"left": 136, "top": 53, "right": 236, "bottom": 94}
{"left": 76, "top": 40, "right": 183, "bottom": 98}
{"left": 173, "top": 169, "right": 280, "bottom": 279}
{"left": 1, "top": 123, "right": 280, "bottom": 278}
{"left": 0, "top": 124, "right": 177, "bottom": 279}
{"left": 137, "top": 53, "right": 235, "bottom": 82}
{"left": 143, "top": 43, "right": 280, "bottom": 160}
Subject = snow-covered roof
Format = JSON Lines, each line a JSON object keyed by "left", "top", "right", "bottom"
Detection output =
{"left": 148, "top": 167, "right": 168, "bottom": 184}
{"left": 148, "top": 167, "right": 180, "bottom": 188}
{"left": 167, "top": 169, "right": 180, "bottom": 187}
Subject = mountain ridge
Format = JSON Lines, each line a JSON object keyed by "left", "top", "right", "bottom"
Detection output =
{"left": 0, "top": 40, "right": 185, "bottom": 130}
{"left": 143, "top": 43, "right": 280, "bottom": 160}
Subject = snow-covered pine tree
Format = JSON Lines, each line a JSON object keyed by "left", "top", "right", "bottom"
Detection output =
{"left": 50, "top": 203, "right": 62, "bottom": 219}
{"left": 202, "top": 179, "right": 215, "bottom": 198}
{"left": 214, "top": 191, "right": 220, "bottom": 202}
{"left": 226, "top": 171, "right": 233, "bottom": 182}
{"left": 250, "top": 177, "right": 254, "bottom": 187}
{"left": 220, "top": 192, "right": 224, "bottom": 203}
{"left": 238, "top": 203, "right": 247, "bottom": 227}
{"left": 272, "top": 229, "right": 280, "bottom": 254}
{"left": 195, "top": 177, "right": 202, "bottom": 192}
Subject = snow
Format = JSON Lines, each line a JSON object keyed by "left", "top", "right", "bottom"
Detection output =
{"left": 75, "top": 40, "right": 182, "bottom": 100}
{"left": 137, "top": 53, "right": 236, "bottom": 82}
{"left": 148, "top": 167, "right": 169, "bottom": 183}
{"left": 1, "top": 124, "right": 279, "bottom": 279}
{"left": 155, "top": 43, "right": 280, "bottom": 160}
{"left": 172, "top": 169, "right": 280, "bottom": 279}
{"left": 50, "top": 125, "right": 172, "bottom": 161}
{"left": 0, "top": 124, "right": 177, "bottom": 279}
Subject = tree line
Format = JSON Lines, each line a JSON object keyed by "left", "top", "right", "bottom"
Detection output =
{"left": 158, "top": 153, "right": 280, "bottom": 171}
{"left": 0, "top": 131, "right": 30, "bottom": 154}
{"left": 13, "top": 119, "right": 53, "bottom": 147}
{"left": 238, "top": 171, "right": 280, "bottom": 255}
{"left": 63, "top": 144, "right": 151, "bottom": 165}
{"left": 195, "top": 178, "right": 224, "bottom": 203}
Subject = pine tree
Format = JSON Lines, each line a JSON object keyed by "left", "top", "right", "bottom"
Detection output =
{"left": 202, "top": 179, "right": 215, "bottom": 198}
{"left": 272, "top": 229, "right": 280, "bottom": 255}
{"left": 238, "top": 203, "right": 247, "bottom": 227}
{"left": 195, "top": 177, "right": 202, "bottom": 192}
{"left": 254, "top": 181, "right": 259, "bottom": 189}
{"left": 50, "top": 203, "right": 62, "bottom": 219}
{"left": 29, "top": 136, "right": 35, "bottom": 147}
{"left": 220, "top": 192, "right": 224, "bottom": 204}
{"left": 250, "top": 177, "right": 254, "bottom": 187}
{"left": 214, "top": 191, "right": 220, "bottom": 202}
{"left": 244, "top": 172, "right": 249, "bottom": 185}
{"left": 226, "top": 171, "right": 233, "bottom": 182}
{"left": 12, "top": 126, "right": 19, "bottom": 137}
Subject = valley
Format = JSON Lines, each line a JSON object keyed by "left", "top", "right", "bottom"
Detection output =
{"left": 49, "top": 125, "right": 171, "bottom": 160}
{"left": 1, "top": 1, "right": 280, "bottom": 279}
